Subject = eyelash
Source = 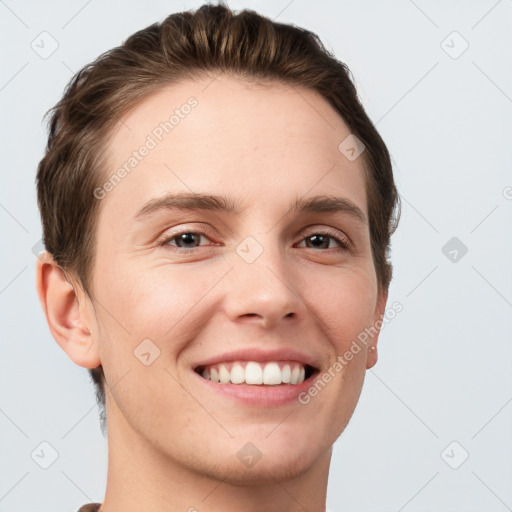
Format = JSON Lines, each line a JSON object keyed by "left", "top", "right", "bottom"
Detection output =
{"left": 157, "top": 227, "right": 350, "bottom": 252}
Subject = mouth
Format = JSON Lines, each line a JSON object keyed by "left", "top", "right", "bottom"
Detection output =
{"left": 193, "top": 360, "right": 319, "bottom": 386}
{"left": 191, "top": 360, "right": 321, "bottom": 407}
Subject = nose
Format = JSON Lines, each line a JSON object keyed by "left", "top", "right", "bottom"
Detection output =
{"left": 222, "top": 240, "right": 305, "bottom": 329}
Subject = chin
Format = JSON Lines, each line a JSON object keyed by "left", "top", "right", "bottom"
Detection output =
{"left": 216, "top": 452, "right": 321, "bottom": 487}
{"left": 197, "top": 435, "right": 326, "bottom": 486}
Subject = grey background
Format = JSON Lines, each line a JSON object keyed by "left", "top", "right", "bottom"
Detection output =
{"left": 1, "top": 0, "right": 511, "bottom": 511}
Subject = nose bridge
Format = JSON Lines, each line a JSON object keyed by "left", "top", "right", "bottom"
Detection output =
{"left": 225, "top": 231, "right": 303, "bottom": 327}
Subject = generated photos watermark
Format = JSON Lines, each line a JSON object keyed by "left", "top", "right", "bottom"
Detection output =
{"left": 93, "top": 96, "right": 198, "bottom": 200}
{"left": 298, "top": 300, "right": 403, "bottom": 405}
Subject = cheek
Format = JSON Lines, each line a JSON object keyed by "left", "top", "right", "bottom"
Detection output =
{"left": 92, "top": 257, "right": 231, "bottom": 391}
{"left": 95, "top": 255, "right": 217, "bottom": 336}
{"left": 307, "top": 267, "right": 378, "bottom": 350}
{"left": 92, "top": 259, "right": 209, "bottom": 434}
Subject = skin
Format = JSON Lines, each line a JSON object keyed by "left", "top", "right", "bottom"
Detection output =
{"left": 36, "top": 74, "right": 387, "bottom": 512}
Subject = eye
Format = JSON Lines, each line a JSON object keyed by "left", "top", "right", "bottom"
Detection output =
{"left": 158, "top": 229, "right": 213, "bottom": 250}
{"left": 296, "top": 229, "right": 350, "bottom": 251}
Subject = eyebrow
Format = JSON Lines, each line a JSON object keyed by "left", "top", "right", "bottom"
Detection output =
{"left": 134, "top": 192, "right": 367, "bottom": 224}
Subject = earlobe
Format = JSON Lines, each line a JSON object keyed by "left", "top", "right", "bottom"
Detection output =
{"left": 366, "top": 287, "right": 389, "bottom": 370}
{"left": 366, "top": 345, "right": 378, "bottom": 369}
{"left": 36, "top": 252, "right": 100, "bottom": 369}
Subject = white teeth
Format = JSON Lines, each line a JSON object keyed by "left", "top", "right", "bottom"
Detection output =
{"left": 281, "top": 364, "right": 291, "bottom": 383}
{"left": 210, "top": 367, "right": 220, "bottom": 382}
{"left": 290, "top": 365, "right": 300, "bottom": 384}
{"left": 230, "top": 363, "right": 245, "bottom": 384}
{"left": 245, "top": 361, "right": 263, "bottom": 384}
{"left": 263, "top": 362, "right": 282, "bottom": 385}
{"left": 199, "top": 361, "right": 309, "bottom": 385}
{"left": 219, "top": 364, "right": 230, "bottom": 384}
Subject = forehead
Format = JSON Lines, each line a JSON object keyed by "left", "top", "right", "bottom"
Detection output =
{"left": 100, "top": 74, "right": 368, "bottom": 221}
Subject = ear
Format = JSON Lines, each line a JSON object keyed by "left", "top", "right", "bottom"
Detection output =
{"left": 35, "top": 251, "right": 100, "bottom": 369}
{"left": 366, "top": 286, "right": 388, "bottom": 370}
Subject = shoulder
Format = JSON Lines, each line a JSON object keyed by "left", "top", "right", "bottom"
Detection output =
{"left": 76, "top": 504, "right": 102, "bottom": 512}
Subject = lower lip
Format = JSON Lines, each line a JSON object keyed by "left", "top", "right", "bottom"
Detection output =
{"left": 192, "top": 369, "right": 319, "bottom": 407}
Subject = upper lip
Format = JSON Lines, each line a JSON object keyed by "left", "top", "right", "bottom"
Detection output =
{"left": 193, "top": 348, "right": 321, "bottom": 371}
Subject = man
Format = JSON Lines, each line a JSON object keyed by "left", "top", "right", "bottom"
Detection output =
{"left": 35, "top": 3, "right": 400, "bottom": 511}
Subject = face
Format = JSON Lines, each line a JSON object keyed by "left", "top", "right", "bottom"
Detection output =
{"left": 85, "top": 74, "right": 386, "bottom": 483}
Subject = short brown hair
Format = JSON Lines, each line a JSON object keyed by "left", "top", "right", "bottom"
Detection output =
{"left": 36, "top": 2, "right": 401, "bottom": 432}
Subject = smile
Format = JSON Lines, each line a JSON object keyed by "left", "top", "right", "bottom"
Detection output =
{"left": 195, "top": 360, "right": 316, "bottom": 385}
